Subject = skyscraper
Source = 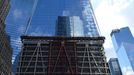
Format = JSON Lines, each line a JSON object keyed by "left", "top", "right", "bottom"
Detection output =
{"left": 27, "top": 0, "right": 99, "bottom": 37}
{"left": 15, "top": 0, "right": 110, "bottom": 75}
{"left": 0, "top": 0, "right": 12, "bottom": 74}
{"left": 11, "top": 0, "right": 100, "bottom": 65}
{"left": 111, "top": 27, "right": 134, "bottom": 75}
{"left": 108, "top": 58, "right": 122, "bottom": 75}
{"left": 55, "top": 16, "right": 84, "bottom": 37}
{"left": 111, "top": 27, "right": 134, "bottom": 51}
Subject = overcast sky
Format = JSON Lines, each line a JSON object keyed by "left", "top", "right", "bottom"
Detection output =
{"left": 91, "top": 0, "right": 134, "bottom": 61}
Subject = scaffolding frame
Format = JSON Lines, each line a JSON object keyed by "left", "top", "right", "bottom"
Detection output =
{"left": 16, "top": 36, "right": 110, "bottom": 75}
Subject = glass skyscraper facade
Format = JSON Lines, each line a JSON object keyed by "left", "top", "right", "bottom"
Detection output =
{"left": 108, "top": 58, "right": 122, "bottom": 75}
{"left": 55, "top": 16, "right": 84, "bottom": 37}
{"left": 111, "top": 27, "right": 134, "bottom": 51}
{"left": 81, "top": 0, "right": 99, "bottom": 36}
{"left": 69, "top": 16, "right": 84, "bottom": 36}
{"left": 27, "top": 0, "right": 99, "bottom": 37}
{"left": 111, "top": 27, "right": 134, "bottom": 75}
{"left": 55, "top": 16, "right": 70, "bottom": 36}
{"left": 8, "top": 0, "right": 101, "bottom": 64}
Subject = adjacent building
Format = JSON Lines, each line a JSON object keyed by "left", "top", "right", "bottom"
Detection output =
{"left": 111, "top": 27, "right": 134, "bottom": 75}
{"left": 108, "top": 58, "right": 122, "bottom": 75}
{"left": 0, "top": 0, "right": 12, "bottom": 74}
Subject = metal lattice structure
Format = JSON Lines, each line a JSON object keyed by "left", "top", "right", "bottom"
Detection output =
{"left": 16, "top": 36, "right": 110, "bottom": 75}
{"left": 48, "top": 41, "right": 77, "bottom": 75}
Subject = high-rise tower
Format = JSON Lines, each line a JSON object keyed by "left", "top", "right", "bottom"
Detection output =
{"left": 0, "top": 0, "right": 12, "bottom": 74}
{"left": 111, "top": 27, "right": 134, "bottom": 75}
{"left": 26, "top": 0, "right": 99, "bottom": 37}
{"left": 12, "top": 0, "right": 101, "bottom": 65}
{"left": 15, "top": 0, "right": 110, "bottom": 75}
{"left": 108, "top": 58, "right": 122, "bottom": 75}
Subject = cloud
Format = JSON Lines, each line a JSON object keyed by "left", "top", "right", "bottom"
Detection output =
{"left": 122, "top": 66, "right": 134, "bottom": 75}
{"left": 13, "top": 9, "right": 23, "bottom": 19}
{"left": 62, "top": 10, "right": 70, "bottom": 16}
{"left": 30, "top": 27, "right": 52, "bottom": 36}
{"left": 11, "top": 37, "right": 22, "bottom": 63}
{"left": 11, "top": 37, "right": 22, "bottom": 47}
{"left": 104, "top": 47, "right": 117, "bottom": 61}
{"left": 126, "top": 71, "right": 134, "bottom": 75}
{"left": 17, "top": 25, "right": 25, "bottom": 34}
{"left": 91, "top": 0, "right": 134, "bottom": 60}
{"left": 111, "top": 0, "right": 134, "bottom": 13}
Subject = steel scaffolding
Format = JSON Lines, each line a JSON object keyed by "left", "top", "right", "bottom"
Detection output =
{"left": 16, "top": 36, "right": 110, "bottom": 75}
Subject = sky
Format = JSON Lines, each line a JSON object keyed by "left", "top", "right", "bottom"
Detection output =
{"left": 91, "top": 1, "right": 134, "bottom": 74}
{"left": 91, "top": 0, "right": 134, "bottom": 61}
{"left": 5, "top": 0, "right": 134, "bottom": 72}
